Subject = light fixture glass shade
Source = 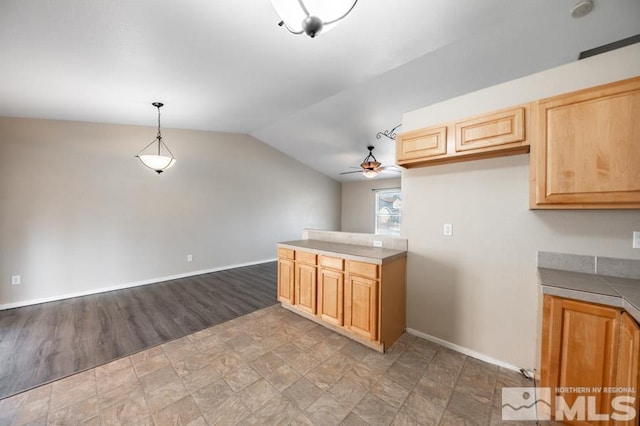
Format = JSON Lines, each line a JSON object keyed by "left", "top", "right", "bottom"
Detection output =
{"left": 270, "top": 0, "right": 357, "bottom": 37}
{"left": 363, "top": 170, "right": 378, "bottom": 179}
{"left": 137, "top": 154, "right": 176, "bottom": 172}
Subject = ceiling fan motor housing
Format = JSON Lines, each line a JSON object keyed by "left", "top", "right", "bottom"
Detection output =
{"left": 361, "top": 160, "right": 381, "bottom": 170}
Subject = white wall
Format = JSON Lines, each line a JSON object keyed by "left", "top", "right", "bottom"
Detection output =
{"left": 341, "top": 178, "right": 401, "bottom": 233}
{"left": 0, "top": 117, "right": 341, "bottom": 308}
{"left": 402, "top": 44, "right": 640, "bottom": 370}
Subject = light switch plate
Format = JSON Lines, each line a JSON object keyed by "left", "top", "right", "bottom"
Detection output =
{"left": 11, "top": 275, "right": 21, "bottom": 285}
{"left": 633, "top": 231, "right": 640, "bottom": 249}
{"left": 373, "top": 240, "right": 383, "bottom": 247}
{"left": 443, "top": 224, "right": 453, "bottom": 236}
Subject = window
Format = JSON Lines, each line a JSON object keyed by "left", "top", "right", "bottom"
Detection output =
{"left": 374, "top": 188, "right": 401, "bottom": 236}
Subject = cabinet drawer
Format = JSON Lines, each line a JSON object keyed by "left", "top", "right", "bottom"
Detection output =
{"left": 396, "top": 125, "right": 447, "bottom": 162}
{"left": 296, "top": 251, "right": 317, "bottom": 265}
{"left": 278, "top": 248, "right": 294, "bottom": 260}
{"left": 455, "top": 106, "right": 525, "bottom": 152}
{"left": 347, "top": 260, "right": 378, "bottom": 279}
{"left": 319, "top": 256, "right": 344, "bottom": 271}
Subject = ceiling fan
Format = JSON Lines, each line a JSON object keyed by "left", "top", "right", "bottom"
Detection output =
{"left": 339, "top": 146, "right": 401, "bottom": 179}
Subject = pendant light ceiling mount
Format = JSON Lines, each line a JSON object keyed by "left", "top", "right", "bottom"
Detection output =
{"left": 271, "top": 0, "right": 359, "bottom": 38}
{"left": 136, "top": 102, "right": 176, "bottom": 174}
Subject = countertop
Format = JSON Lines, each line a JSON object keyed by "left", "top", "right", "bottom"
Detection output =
{"left": 539, "top": 267, "right": 640, "bottom": 322}
{"left": 278, "top": 239, "right": 407, "bottom": 265}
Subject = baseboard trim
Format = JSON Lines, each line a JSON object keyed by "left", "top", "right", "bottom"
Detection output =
{"left": 406, "top": 327, "right": 522, "bottom": 372}
{"left": 0, "top": 258, "right": 277, "bottom": 311}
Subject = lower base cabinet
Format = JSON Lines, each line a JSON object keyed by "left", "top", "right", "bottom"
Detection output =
{"left": 277, "top": 248, "right": 406, "bottom": 352}
{"left": 344, "top": 272, "right": 378, "bottom": 341}
{"left": 540, "top": 295, "right": 640, "bottom": 425}
{"left": 277, "top": 249, "right": 294, "bottom": 305}
{"left": 318, "top": 265, "right": 344, "bottom": 326}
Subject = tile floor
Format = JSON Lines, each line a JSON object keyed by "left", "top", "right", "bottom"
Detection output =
{"left": 0, "top": 305, "right": 540, "bottom": 425}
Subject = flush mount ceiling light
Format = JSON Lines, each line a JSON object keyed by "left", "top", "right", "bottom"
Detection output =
{"left": 136, "top": 102, "right": 176, "bottom": 174}
{"left": 270, "top": 0, "right": 358, "bottom": 38}
{"left": 571, "top": 0, "right": 594, "bottom": 18}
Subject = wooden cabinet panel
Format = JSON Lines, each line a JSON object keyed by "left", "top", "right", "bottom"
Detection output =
{"left": 616, "top": 313, "right": 640, "bottom": 426}
{"left": 318, "top": 268, "right": 344, "bottom": 326}
{"left": 319, "top": 255, "right": 343, "bottom": 271}
{"left": 345, "top": 274, "right": 378, "bottom": 341}
{"left": 277, "top": 258, "right": 294, "bottom": 305}
{"left": 396, "top": 125, "right": 447, "bottom": 161}
{"left": 296, "top": 251, "right": 317, "bottom": 265}
{"left": 347, "top": 260, "right": 378, "bottom": 279}
{"left": 295, "top": 262, "right": 317, "bottom": 315}
{"left": 278, "top": 248, "right": 294, "bottom": 260}
{"left": 541, "top": 295, "right": 620, "bottom": 423}
{"left": 455, "top": 107, "right": 524, "bottom": 152}
{"left": 531, "top": 77, "right": 640, "bottom": 208}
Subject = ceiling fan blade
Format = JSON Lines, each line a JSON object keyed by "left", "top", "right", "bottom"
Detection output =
{"left": 379, "top": 169, "right": 401, "bottom": 174}
{"left": 339, "top": 170, "right": 365, "bottom": 175}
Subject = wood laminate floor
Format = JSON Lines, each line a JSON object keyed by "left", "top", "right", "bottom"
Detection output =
{"left": 0, "top": 262, "right": 277, "bottom": 400}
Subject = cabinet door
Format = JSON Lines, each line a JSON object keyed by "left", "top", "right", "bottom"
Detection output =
{"left": 295, "top": 263, "right": 317, "bottom": 315}
{"left": 532, "top": 77, "right": 640, "bottom": 208}
{"left": 455, "top": 106, "right": 525, "bottom": 152}
{"left": 615, "top": 313, "right": 640, "bottom": 426}
{"left": 396, "top": 125, "right": 447, "bottom": 162}
{"left": 317, "top": 268, "right": 344, "bottom": 326}
{"left": 344, "top": 274, "right": 378, "bottom": 341}
{"left": 277, "top": 258, "right": 294, "bottom": 305}
{"left": 541, "top": 295, "right": 620, "bottom": 424}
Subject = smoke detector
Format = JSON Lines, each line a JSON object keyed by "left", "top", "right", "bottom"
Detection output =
{"left": 571, "top": 0, "right": 594, "bottom": 18}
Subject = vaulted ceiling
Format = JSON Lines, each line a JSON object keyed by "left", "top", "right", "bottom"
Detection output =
{"left": 1, "top": 0, "right": 639, "bottom": 180}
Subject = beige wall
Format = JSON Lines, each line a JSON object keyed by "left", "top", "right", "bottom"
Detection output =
{"left": 341, "top": 178, "right": 401, "bottom": 233}
{"left": 0, "top": 117, "right": 341, "bottom": 307}
{"left": 402, "top": 44, "right": 640, "bottom": 369}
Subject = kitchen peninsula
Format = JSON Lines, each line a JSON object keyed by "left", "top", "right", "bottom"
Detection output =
{"left": 277, "top": 230, "right": 408, "bottom": 352}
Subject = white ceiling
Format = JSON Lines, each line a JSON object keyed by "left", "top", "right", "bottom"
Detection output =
{"left": 1, "top": 0, "right": 639, "bottom": 181}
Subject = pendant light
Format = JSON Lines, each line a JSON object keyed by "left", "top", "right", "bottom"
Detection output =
{"left": 270, "top": 0, "right": 358, "bottom": 38}
{"left": 136, "top": 102, "right": 176, "bottom": 174}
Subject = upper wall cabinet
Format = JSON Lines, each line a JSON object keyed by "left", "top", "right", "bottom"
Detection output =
{"left": 396, "top": 105, "right": 530, "bottom": 168}
{"left": 530, "top": 77, "right": 640, "bottom": 209}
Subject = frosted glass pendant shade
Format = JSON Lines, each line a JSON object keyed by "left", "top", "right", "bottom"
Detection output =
{"left": 137, "top": 154, "right": 176, "bottom": 173}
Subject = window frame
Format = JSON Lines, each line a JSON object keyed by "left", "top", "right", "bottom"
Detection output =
{"left": 374, "top": 187, "right": 402, "bottom": 236}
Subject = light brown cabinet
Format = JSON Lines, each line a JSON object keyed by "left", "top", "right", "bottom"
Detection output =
{"left": 344, "top": 262, "right": 378, "bottom": 341}
{"left": 616, "top": 313, "right": 640, "bottom": 426}
{"left": 317, "top": 256, "right": 344, "bottom": 326}
{"left": 277, "top": 248, "right": 295, "bottom": 305}
{"left": 541, "top": 295, "right": 640, "bottom": 425}
{"left": 277, "top": 246, "right": 406, "bottom": 352}
{"left": 530, "top": 76, "right": 640, "bottom": 209}
{"left": 396, "top": 125, "right": 447, "bottom": 162}
{"left": 294, "top": 252, "right": 317, "bottom": 315}
{"left": 396, "top": 105, "right": 530, "bottom": 168}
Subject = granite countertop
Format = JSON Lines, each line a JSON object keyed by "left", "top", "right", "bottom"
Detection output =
{"left": 278, "top": 239, "right": 407, "bottom": 265}
{"left": 539, "top": 267, "right": 640, "bottom": 323}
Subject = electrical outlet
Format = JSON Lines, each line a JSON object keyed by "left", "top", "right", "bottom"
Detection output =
{"left": 443, "top": 224, "right": 453, "bottom": 236}
{"left": 633, "top": 231, "right": 640, "bottom": 249}
{"left": 187, "top": 255, "right": 193, "bottom": 262}
{"left": 373, "top": 240, "right": 383, "bottom": 248}
{"left": 11, "top": 275, "right": 21, "bottom": 285}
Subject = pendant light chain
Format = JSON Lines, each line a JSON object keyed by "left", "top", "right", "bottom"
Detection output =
{"left": 156, "top": 105, "right": 162, "bottom": 155}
